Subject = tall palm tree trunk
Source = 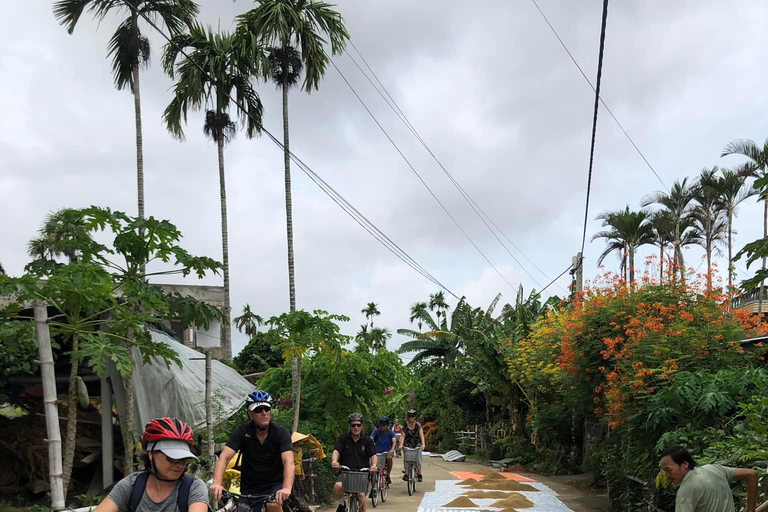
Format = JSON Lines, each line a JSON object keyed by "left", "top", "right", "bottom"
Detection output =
{"left": 218, "top": 136, "right": 232, "bottom": 360}
{"left": 728, "top": 212, "right": 734, "bottom": 293}
{"left": 659, "top": 244, "right": 664, "bottom": 283}
{"left": 133, "top": 62, "right": 144, "bottom": 221}
{"left": 706, "top": 239, "right": 712, "bottom": 292}
{"left": 62, "top": 335, "right": 79, "bottom": 493}
{"left": 628, "top": 246, "right": 635, "bottom": 287}
{"left": 282, "top": 80, "right": 300, "bottom": 432}
{"left": 760, "top": 200, "right": 767, "bottom": 317}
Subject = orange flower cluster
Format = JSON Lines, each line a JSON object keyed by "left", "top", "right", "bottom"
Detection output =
{"left": 510, "top": 266, "right": 768, "bottom": 431}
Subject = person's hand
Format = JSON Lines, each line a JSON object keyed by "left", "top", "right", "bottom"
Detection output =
{"left": 388, "top": 449, "right": 394, "bottom": 458}
{"left": 274, "top": 487, "right": 291, "bottom": 506}
{"left": 210, "top": 482, "right": 225, "bottom": 502}
{"left": 420, "top": 444, "right": 426, "bottom": 451}
{"left": 332, "top": 461, "right": 340, "bottom": 469}
{"left": 371, "top": 464, "right": 378, "bottom": 471}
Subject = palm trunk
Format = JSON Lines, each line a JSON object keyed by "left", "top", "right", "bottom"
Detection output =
{"left": 759, "top": 199, "right": 767, "bottom": 317}
{"left": 659, "top": 244, "right": 664, "bottom": 283}
{"left": 61, "top": 335, "right": 80, "bottom": 493}
{"left": 130, "top": 10, "right": 145, "bottom": 280}
{"left": 706, "top": 238, "right": 712, "bottom": 292}
{"left": 282, "top": 80, "right": 300, "bottom": 432}
{"left": 218, "top": 136, "right": 232, "bottom": 360}
{"left": 628, "top": 246, "right": 635, "bottom": 287}
{"left": 728, "top": 211, "right": 734, "bottom": 294}
{"left": 121, "top": 369, "right": 136, "bottom": 477}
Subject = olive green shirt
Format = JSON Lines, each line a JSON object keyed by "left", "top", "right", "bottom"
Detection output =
{"left": 676, "top": 464, "right": 736, "bottom": 512}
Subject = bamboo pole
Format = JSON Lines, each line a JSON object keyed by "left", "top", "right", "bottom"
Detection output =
{"left": 101, "top": 371, "right": 114, "bottom": 489}
{"left": 35, "top": 304, "right": 66, "bottom": 509}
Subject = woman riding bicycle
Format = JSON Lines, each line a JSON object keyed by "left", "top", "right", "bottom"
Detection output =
{"left": 93, "top": 417, "right": 209, "bottom": 512}
{"left": 399, "top": 410, "right": 425, "bottom": 482}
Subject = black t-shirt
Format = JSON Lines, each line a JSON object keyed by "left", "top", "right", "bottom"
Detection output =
{"left": 226, "top": 421, "right": 292, "bottom": 492}
{"left": 333, "top": 432, "right": 376, "bottom": 470}
{"left": 403, "top": 422, "right": 422, "bottom": 448}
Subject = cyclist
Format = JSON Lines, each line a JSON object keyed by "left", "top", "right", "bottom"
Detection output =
{"left": 210, "top": 390, "right": 294, "bottom": 510}
{"left": 331, "top": 413, "right": 378, "bottom": 512}
{"left": 400, "top": 409, "right": 425, "bottom": 482}
{"left": 369, "top": 417, "right": 396, "bottom": 484}
{"left": 392, "top": 420, "right": 403, "bottom": 457}
{"left": 94, "top": 417, "right": 208, "bottom": 512}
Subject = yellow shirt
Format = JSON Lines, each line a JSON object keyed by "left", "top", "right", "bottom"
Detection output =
{"left": 294, "top": 447, "right": 303, "bottom": 476}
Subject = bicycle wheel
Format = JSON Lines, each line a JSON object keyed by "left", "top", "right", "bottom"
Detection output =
{"left": 371, "top": 472, "right": 379, "bottom": 508}
{"left": 407, "top": 465, "right": 414, "bottom": 496}
{"left": 380, "top": 473, "right": 389, "bottom": 503}
{"left": 349, "top": 495, "right": 358, "bottom": 512}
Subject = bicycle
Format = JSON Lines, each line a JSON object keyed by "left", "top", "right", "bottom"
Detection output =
{"left": 369, "top": 453, "right": 390, "bottom": 507}
{"left": 338, "top": 466, "right": 370, "bottom": 512}
{"left": 221, "top": 490, "right": 276, "bottom": 512}
{"left": 394, "top": 434, "right": 402, "bottom": 458}
{"left": 403, "top": 447, "right": 420, "bottom": 496}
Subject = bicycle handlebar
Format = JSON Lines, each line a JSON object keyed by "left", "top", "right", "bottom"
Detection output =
{"left": 338, "top": 466, "right": 370, "bottom": 472}
{"left": 221, "top": 490, "right": 274, "bottom": 503}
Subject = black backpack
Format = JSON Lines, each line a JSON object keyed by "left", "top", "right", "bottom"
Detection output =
{"left": 128, "top": 472, "right": 194, "bottom": 512}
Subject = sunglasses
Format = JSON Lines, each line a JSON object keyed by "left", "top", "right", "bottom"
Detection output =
{"left": 350, "top": 423, "right": 362, "bottom": 428}
{"left": 163, "top": 453, "right": 191, "bottom": 466}
{"left": 252, "top": 406, "right": 271, "bottom": 414}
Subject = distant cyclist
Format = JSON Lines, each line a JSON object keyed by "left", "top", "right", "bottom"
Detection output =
{"left": 400, "top": 410, "right": 425, "bottom": 482}
{"left": 94, "top": 417, "right": 208, "bottom": 512}
{"left": 392, "top": 420, "right": 403, "bottom": 457}
{"left": 211, "top": 390, "right": 294, "bottom": 510}
{"left": 370, "top": 416, "right": 396, "bottom": 484}
{"left": 332, "top": 413, "right": 377, "bottom": 512}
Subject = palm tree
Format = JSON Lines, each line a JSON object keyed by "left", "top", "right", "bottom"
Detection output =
{"left": 642, "top": 178, "right": 697, "bottom": 280}
{"left": 723, "top": 138, "right": 768, "bottom": 309}
{"left": 704, "top": 167, "right": 755, "bottom": 292}
{"left": 361, "top": 302, "right": 381, "bottom": 328}
{"left": 591, "top": 206, "right": 655, "bottom": 285}
{"left": 692, "top": 168, "right": 728, "bottom": 289}
{"left": 409, "top": 301, "right": 429, "bottom": 332}
{"left": 53, "top": 0, "right": 199, "bottom": 224}
{"left": 234, "top": 304, "right": 264, "bottom": 337}
{"left": 237, "top": 0, "right": 349, "bottom": 312}
{"left": 237, "top": 0, "right": 349, "bottom": 432}
{"left": 429, "top": 291, "right": 450, "bottom": 326}
{"left": 649, "top": 210, "right": 675, "bottom": 282}
{"left": 162, "top": 24, "right": 264, "bottom": 360}
{"left": 27, "top": 209, "right": 92, "bottom": 263}
{"left": 397, "top": 300, "right": 464, "bottom": 367}
{"left": 368, "top": 327, "right": 391, "bottom": 352}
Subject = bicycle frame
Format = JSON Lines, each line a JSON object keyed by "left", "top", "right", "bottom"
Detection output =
{"left": 338, "top": 466, "right": 370, "bottom": 512}
{"left": 221, "top": 490, "right": 274, "bottom": 512}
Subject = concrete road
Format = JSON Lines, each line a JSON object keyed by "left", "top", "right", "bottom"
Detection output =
{"left": 316, "top": 456, "right": 610, "bottom": 512}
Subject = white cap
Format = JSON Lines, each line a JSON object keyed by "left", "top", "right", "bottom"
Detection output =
{"left": 248, "top": 402, "right": 272, "bottom": 412}
{"left": 148, "top": 439, "right": 198, "bottom": 461}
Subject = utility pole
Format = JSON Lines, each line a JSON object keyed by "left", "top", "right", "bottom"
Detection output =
{"left": 571, "top": 252, "right": 583, "bottom": 295}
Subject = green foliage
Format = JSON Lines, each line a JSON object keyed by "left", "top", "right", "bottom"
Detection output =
{"left": 0, "top": 318, "right": 38, "bottom": 386}
{"left": 233, "top": 332, "right": 283, "bottom": 374}
{"left": 258, "top": 348, "right": 412, "bottom": 446}
{"left": 263, "top": 309, "right": 350, "bottom": 361}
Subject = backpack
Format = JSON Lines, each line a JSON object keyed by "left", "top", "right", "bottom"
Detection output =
{"left": 128, "top": 472, "right": 194, "bottom": 512}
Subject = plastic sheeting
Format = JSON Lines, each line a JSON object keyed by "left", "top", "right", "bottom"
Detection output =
{"left": 108, "top": 328, "right": 255, "bottom": 431}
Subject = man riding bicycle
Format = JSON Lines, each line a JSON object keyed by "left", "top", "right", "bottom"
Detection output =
{"left": 369, "top": 417, "right": 396, "bottom": 484}
{"left": 400, "top": 409, "right": 425, "bottom": 482}
{"left": 332, "top": 413, "right": 377, "bottom": 512}
{"left": 211, "top": 390, "right": 294, "bottom": 511}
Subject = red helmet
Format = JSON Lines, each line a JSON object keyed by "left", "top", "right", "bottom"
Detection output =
{"left": 141, "top": 417, "right": 194, "bottom": 446}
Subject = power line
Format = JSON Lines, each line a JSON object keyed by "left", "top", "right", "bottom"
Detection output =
{"left": 125, "top": 1, "right": 458, "bottom": 300}
{"left": 578, "top": 0, "right": 610, "bottom": 262}
{"left": 330, "top": 59, "right": 518, "bottom": 292}
{"left": 528, "top": 0, "right": 669, "bottom": 193}
{"left": 345, "top": 41, "right": 569, "bottom": 295}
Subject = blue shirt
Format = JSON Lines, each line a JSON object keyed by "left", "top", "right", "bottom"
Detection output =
{"left": 370, "top": 427, "right": 396, "bottom": 454}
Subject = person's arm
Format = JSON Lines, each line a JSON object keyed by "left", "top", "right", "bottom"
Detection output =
{"left": 734, "top": 468, "right": 759, "bottom": 512}
{"left": 275, "top": 450, "right": 294, "bottom": 506}
{"left": 188, "top": 479, "right": 211, "bottom": 512}
{"left": 93, "top": 497, "right": 119, "bottom": 512}
{"left": 389, "top": 432, "right": 396, "bottom": 454}
{"left": 210, "top": 446, "right": 237, "bottom": 501}
{"left": 332, "top": 449, "right": 341, "bottom": 468}
{"left": 370, "top": 453, "right": 378, "bottom": 471}
{"left": 419, "top": 425, "right": 426, "bottom": 451}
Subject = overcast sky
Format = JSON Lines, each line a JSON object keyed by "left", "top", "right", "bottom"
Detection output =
{"left": 3, "top": 1, "right": 768, "bottom": 358}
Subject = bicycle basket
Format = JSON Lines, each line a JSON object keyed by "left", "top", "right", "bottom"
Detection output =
{"left": 403, "top": 448, "right": 419, "bottom": 463}
{"left": 340, "top": 471, "right": 369, "bottom": 494}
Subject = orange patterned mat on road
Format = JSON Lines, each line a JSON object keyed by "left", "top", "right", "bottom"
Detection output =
{"left": 450, "top": 471, "right": 536, "bottom": 482}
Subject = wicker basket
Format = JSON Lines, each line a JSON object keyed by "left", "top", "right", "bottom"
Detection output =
{"left": 403, "top": 447, "right": 420, "bottom": 463}
{"left": 340, "top": 471, "right": 369, "bottom": 494}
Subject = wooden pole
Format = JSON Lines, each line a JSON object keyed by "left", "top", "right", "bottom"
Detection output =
{"left": 205, "top": 349, "right": 214, "bottom": 459}
{"left": 101, "top": 371, "right": 114, "bottom": 489}
{"left": 35, "top": 304, "right": 66, "bottom": 509}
